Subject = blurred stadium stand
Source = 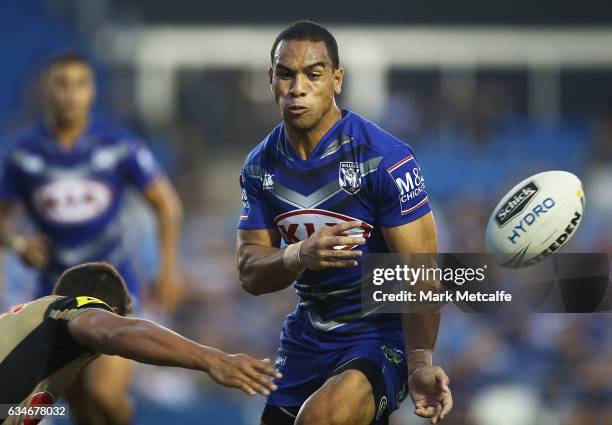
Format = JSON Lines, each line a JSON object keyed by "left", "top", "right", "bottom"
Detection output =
{"left": 1, "top": 1, "right": 611, "bottom": 424}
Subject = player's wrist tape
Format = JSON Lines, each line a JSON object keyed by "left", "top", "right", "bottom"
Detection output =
{"left": 407, "top": 348, "right": 433, "bottom": 377}
{"left": 283, "top": 241, "right": 305, "bottom": 273}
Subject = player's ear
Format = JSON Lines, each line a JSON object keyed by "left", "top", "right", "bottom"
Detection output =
{"left": 333, "top": 66, "right": 344, "bottom": 96}
{"left": 268, "top": 66, "right": 274, "bottom": 90}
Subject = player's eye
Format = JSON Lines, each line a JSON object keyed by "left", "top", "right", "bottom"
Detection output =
{"left": 275, "top": 70, "right": 293, "bottom": 79}
{"left": 308, "top": 73, "right": 321, "bottom": 80}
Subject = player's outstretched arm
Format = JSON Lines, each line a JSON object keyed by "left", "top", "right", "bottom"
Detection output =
{"left": 237, "top": 221, "right": 366, "bottom": 295}
{"left": 68, "top": 309, "right": 282, "bottom": 396}
{"left": 382, "top": 212, "right": 452, "bottom": 423}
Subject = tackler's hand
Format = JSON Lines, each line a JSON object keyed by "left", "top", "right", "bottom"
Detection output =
{"left": 208, "top": 353, "right": 283, "bottom": 396}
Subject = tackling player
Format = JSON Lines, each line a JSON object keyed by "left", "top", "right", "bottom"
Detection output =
{"left": 0, "top": 52, "right": 182, "bottom": 424}
{"left": 0, "top": 262, "right": 281, "bottom": 425}
{"left": 236, "top": 21, "right": 453, "bottom": 425}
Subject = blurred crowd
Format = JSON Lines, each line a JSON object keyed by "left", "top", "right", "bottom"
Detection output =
{"left": 0, "top": 2, "right": 611, "bottom": 424}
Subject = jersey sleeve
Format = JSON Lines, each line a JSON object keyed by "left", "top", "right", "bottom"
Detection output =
{"left": 48, "top": 296, "right": 114, "bottom": 322}
{"left": 373, "top": 144, "right": 432, "bottom": 227}
{"left": 237, "top": 167, "right": 275, "bottom": 229}
{"left": 122, "top": 139, "right": 163, "bottom": 190}
{"left": 0, "top": 151, "right": 20, "bottom": 201}
{"left": 47, "top": 296, "right": 114, "bottom": 353}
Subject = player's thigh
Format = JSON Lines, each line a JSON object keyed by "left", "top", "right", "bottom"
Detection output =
{"left": 85, "top": 354, "right": 133, "bottom": 399}
{"left": 295, "top": 368, "right": 375, "bottom": 425}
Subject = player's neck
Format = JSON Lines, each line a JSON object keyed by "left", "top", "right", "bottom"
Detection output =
{"left": 285, "top": 106, "right": 342, "bottom": 160}
{"left": 46, "top": 114, "right": 89, "bottom": 150}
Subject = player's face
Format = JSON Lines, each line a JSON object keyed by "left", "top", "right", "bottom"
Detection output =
{"left": 45, "top": 62, "right": 95, "bottom": 126}
{"left": 270, "top": 40, "right": 343, "bottom": 130}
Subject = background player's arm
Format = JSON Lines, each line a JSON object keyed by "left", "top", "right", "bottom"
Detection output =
{"left": 68, "top": 308, "right": 281, "bottom": 396}
{"left": 141, "top": 177, "right": 183, "bottom": 312}
{"left": 381, "top": 212, "right": 452, "bottom": 423}
{"left": 237, "top": 222, "right": 366, "bottom": 295}
{"left": 0, "top": 201, "right": 49, "bottom": 269}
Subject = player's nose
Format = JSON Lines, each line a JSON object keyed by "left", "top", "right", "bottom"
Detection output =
{"left": 289, "top": 74, "right": 307, "bottom": 97}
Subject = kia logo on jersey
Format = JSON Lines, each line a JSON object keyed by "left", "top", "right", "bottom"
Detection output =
{"left": 274, "top": 209, "right": 373, "bottom": 249}
{"left": 33, "top": 178, "right": 113, "bottom": 224}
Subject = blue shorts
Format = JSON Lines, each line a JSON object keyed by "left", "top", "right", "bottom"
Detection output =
{"left": 266, "top": 314, "right": 409, "bottom": 425}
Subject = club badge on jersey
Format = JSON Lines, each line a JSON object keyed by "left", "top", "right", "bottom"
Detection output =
{"left": 338, "top": 161, "right": 361, "bottom": 195}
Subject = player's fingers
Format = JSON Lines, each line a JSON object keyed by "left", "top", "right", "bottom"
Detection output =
{"left": 252, "top": 358, "right": 283, "bottom": 379}
{"left": 237, "top": 375, "right": 271, "bottom": 396}
{"left": 249, "top": 373, "right": 277, "bottom": 392}
{"left": 319, "top": 249, "right": 363, "bottom": 260}
{"left": 415, "top": 399, "right": 440, "bottom": 418}
{"left": 318, "top": 260, "right": 359, "bottom": 268}
{"left": 241, "top": 365, "right": 278, "bottom": 391}
{"left": 414, "top": 405, "right": 435, "bottom": 418}
{"left": 325, "top": 221, "right": 363, "bottom": 235}
{"left": 431, "top": 402, "right": 443, "bottom": 423}
{"left": 438, "top": 392, "right": 453, "bottom": 420}
{"left": 234, "top": 380, "right": 257, "bottom": 396}
{"left": 324, "top": 236, "right": 366, "bottom": 248}
{"left": 415, "top": 400, "right": 426, "bottom": 408}
{"left": 237, "top": 359, "right": 274, "bottom": 385}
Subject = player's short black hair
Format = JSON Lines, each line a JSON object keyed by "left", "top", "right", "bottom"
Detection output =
{"left": 53, "top": 263, "right": 129, "bottom": 316}
{"left": 271, "top": 21, "right": 339, "bottom": 69}
{"left": 44, "top": 51, "right": 93, "bottom": 77}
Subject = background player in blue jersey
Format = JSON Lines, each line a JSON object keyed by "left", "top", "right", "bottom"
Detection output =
{"left": 237, "top": 22, "right": 453, "bottom": 425}
{"left": 0, "top": 53, "right": 183, "bottom": 424}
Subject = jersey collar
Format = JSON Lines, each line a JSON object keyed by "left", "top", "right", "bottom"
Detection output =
{"left": 36, "top": 117, "right": 98, "bottom": 155}
{"left": 280, "top": 109, "right": 352, "bottom": 163}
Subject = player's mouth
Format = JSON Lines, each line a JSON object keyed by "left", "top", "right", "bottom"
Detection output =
{"left": 287, "top": 105, "right": 309, "bottom": 116}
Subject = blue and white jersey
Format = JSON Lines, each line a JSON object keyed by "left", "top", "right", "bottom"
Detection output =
{"left": 238, "top": 110, "right": 432, "bottom": 336}
{"left": 0, "top": 118, "right": 162, "bottom": 287}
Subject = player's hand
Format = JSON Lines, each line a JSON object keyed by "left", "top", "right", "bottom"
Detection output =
{"left": 18, "top": 234, "right": 49, "bottom": 270}
{"left": 207, "top": 354, "right": 283, "bottom": 396}
{"left": 152, "top": 264, "right": 184, "bottom": 314}
{"left": 299, "top": 221, "right": 366, "bottom": 270}
{"left": 408, "top": 365, "right": 453, "bottom": 423}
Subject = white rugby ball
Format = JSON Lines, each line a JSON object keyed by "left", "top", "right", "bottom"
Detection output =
{"left": 485, "top": 171, "right": 585, "bottom": 268}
